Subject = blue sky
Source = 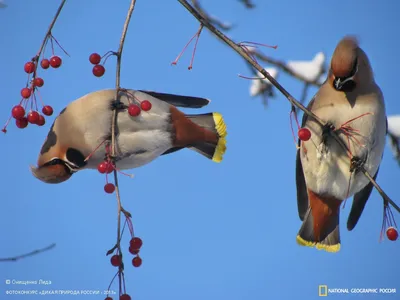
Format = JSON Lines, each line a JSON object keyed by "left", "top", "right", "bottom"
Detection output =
{"left": 1, "top": 0, "right": 399, "bottom": 299}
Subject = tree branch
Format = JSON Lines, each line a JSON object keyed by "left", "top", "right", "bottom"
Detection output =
{"left": 0, "top": 243, "right": 56, "bottom": 262}
{"left": 177, "top": 0, "right": 400, "bottom": 214}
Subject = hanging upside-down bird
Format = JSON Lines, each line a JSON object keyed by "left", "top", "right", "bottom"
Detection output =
{"left": 31, "top": 89, "right": 228, "bottom": 184}
{"left": 296, "top": 36, "right": 387, "bottom": 252}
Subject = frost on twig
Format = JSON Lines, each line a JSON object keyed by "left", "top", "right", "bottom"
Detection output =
{"left": 387, "top": 115, "right": 400, "bottom": 165}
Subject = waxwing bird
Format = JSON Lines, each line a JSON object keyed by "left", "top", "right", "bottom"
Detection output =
{"left": 295, "top": 36, "right": 387, "bottom": 252}
{"left": 31, "top": 89, "right": 228, "bottom": 184}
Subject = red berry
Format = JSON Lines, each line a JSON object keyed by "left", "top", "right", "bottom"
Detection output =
{"left": 89, "top": 53, "right": 101, "bottom": 65}
{"left": 98, "top": 161, "right": 114, "bottom": 174}
{"left": 16, "top": 117, "right": 28, "bottom": 129}
{"left": 132, "top": 256, "right": 142, "bottom": 268}
{"left": 41, "top": 59, "right": 50, "bottom": 69}
{"left": 42, "top": 105, "right": 53, "bottom": 116}
{"left": 37, "top": 115, "right": 45, "bottom": 126}
{"left": 27, "top": 111, "right": 40, "bottom": 124}
{"left": 21, "top": 88, "right": 32, "bottom": 99}
{"left": 298, "top": 128, "right": 311, "bottom": 141}
{"left": 105, "top": 297, "right": 113, "bottom": 300}
{"left": 110, "top": 254, "right": 121, "bottom": 267}
{"left": 140, "top": 100, "right": 152, "bottom": 111}
{"left": 24, "top": 62, "right": 35, "bottom": 74}
{"left": 128, "top": 104, "right": 141, "bottom": 117}
{"left": 104, "top": 183, "right": 115, "bottom": 194}
{"left": 129, "top": 247, "right": 139, "bottom": 255}
{"left": 97, "top": 162, "right": 108, "bottom": 174}
{"left": 1, "top": 128, "right": 6, "bottom": 134}
{"left": 120, "top": 294, "right": 131, "bottom": 300}
{"left": 92, "top": 65, "right": 105, "bottom": 77}
{"left": 129, "top": 237, "right": 143, "bottom": 250}
{"left": 386, "top": 226, "right": 398, "bottom": 241}
{"left": 12, "top": 105, "right": 25, "bottom": 120}
{"left": 33, "top": 77, "right": 44, "bottom": 87}
{"left": 50, "top": 56, "right": 62, "bottom": 68}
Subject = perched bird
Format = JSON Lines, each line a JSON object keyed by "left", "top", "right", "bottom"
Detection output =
{"left": 31, "top": 89, "right": 227, "bottom": 184}
{"left": 295, "top": 36, "right": 387, "bottom": 252}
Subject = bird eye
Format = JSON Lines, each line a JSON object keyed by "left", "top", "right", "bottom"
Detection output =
{"left": 65, "top": 148, "right": 87, "bottom": 168}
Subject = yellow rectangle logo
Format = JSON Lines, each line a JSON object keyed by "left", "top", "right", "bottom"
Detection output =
{"left": 319, "top": 285, "right": 328, "bottom": 296}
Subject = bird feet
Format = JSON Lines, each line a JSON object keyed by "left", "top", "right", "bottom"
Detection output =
{"left": 350, "top": 155, "right": 366, "bottom": 173}
{"left": 110, "top": 100, "right": 128, "bottom": 111}
{"left": 322, "top": 122, "right": 335, "bottom": 144}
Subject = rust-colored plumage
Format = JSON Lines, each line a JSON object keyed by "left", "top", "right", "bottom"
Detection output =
{"left": 308, "top": 189, "right": 341, "bottom": 242}
{"left": 169, "top": 106, "right": 218, "bottom": 147}
{"left": 331, "top": 36, "right": 359, "bottom": 78}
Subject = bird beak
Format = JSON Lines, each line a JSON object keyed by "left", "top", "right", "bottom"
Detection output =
{"left": 30, "top": 163, "right": 72, "bottom": 184}
{"left": 333, "top": 75, "right": 356, "bottom": 91}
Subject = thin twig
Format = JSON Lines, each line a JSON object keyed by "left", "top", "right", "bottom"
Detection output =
{"left": 0, "top": 243, "right": 56, "bottom": 262}
{"left": 110, "top": 0, "right": 137, "bottom": 296}
{"left": 35, "top": 0, "right": 67, "bottom": 58}
{"left": 177, "top": 0, "right": 400, "bottom": 214}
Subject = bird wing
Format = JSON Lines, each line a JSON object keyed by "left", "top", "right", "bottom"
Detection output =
{"left": 347, "top": 168, "right": 379, "bottom": 231}
{"left": 138, "top": 90, "right": 210, "bottom": 108}
{"left": 295, "top": 97, "right": 316, "bottom": 221}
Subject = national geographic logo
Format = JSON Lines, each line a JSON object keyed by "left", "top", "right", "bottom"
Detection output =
{"left": 318, "top": 285, "right": 397, "bottom": 296}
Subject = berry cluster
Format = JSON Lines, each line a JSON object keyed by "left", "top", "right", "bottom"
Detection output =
{"left": 89, "top": 53, "right": 106, "bottom": 77}
{"left": 97, "top": 160, "right": 116, "bottom": 194}
{"left": 127, "top": 100, "right": 152, "bottom": 117}
{"left": 109, "top": 237, "right": 143, "bottom": 269}
{"left": 2, "top": 34, "right": 67, "bottom": 133}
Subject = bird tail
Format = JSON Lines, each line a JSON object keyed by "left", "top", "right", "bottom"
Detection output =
{"left": 296, "top": 190, "right": 341, "bottom": 253}
{"left": 186, "top": 113, "right": 227, "bottom": 163}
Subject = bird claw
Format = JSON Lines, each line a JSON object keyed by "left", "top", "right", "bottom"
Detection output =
{"left": 322, "top": 122, "right": 335, "bottom": 144}
{"left": 350, "top": 156, "right": 366, "bottom": 173}
{"left": 110, "top": 100, "right": 128, "bottom": 111}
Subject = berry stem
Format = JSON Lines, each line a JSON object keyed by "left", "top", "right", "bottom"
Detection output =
{"left": 35, "top": 0, "right": 67, "bottom": 59}
{"left": 171, "top": 25, "right": 202, "bottom": 66}
{"left": 188, "top": 24, "right": 203, "bottom": 70}
{"left": 50, "top": 33, "right": 70, "bottom": 57}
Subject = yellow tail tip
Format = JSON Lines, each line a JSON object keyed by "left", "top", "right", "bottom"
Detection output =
{"left": 212, "top": 136, "right": 227, "bottom": 163}
{"left": 296, "top": 235, "right": 341, "bottom": 253}
{"left": 212, "top": 112, "right": 228, "bottom": 138}
{"left": 211, "top": 113, "right": 227, "bottom": 163}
